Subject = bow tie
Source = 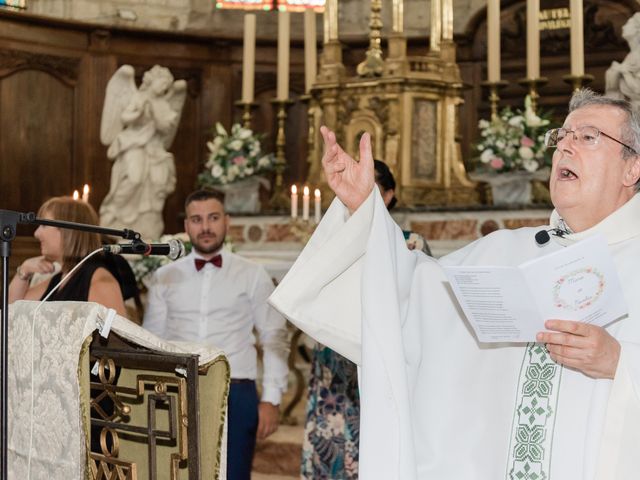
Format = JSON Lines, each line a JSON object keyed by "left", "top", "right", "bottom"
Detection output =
{"left": 194, "top": 255, "right": 222, "bottom": 271}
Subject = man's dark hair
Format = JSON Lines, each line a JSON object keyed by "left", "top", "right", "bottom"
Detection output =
{"left": 374, "top": 159, "right": 398, "bottom": 210}
{"left": 184, "top": 189, "right": 226, "bottom": 210}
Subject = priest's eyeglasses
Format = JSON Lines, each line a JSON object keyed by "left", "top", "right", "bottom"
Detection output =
{"left": 543, "top": 126, "right": 638, "bottom": 155}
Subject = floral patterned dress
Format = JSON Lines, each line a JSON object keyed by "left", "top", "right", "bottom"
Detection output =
{"left": 301, "top": 345, "right": 360, "bottom": 479}
{"left": 301, "top": 232, "right": 430, "bottom": 479}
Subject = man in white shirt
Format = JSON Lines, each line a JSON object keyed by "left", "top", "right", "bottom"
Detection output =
{"left": 269, "top": 89, "right": 640, "bottom": 479}
{"left": 144, "top": 189, "right": 289, "bottom": 480}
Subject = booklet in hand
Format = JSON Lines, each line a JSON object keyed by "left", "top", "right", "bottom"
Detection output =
{"left": 443, "top": 235, "right": 628, "bottom": 343}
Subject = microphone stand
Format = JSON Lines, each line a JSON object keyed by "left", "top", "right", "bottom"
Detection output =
{"left": 0, "top": 208, "right": 142, "bottom": 480}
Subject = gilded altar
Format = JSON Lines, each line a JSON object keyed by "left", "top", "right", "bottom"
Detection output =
{"left": 306, "top": 0, "right": 481, "bottom": 207}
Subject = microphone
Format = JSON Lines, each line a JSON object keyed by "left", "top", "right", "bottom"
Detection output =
{"left": 535, "top": 228, "right": 567, "bottom": 247}
{"left": 103, "top": 239, "right": 186, "bottom": 260}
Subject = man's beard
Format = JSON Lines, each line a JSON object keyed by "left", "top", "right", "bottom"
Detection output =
{"left": 190, "top": 232, "right": 225, "bottom": 255}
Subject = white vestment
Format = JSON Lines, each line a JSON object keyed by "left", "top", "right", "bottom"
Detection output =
{"left": 269, "top": 189, "right": 640, "bottom": 480}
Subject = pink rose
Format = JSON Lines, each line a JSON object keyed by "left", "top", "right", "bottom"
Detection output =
{"left": 520, "top": 136, "right": 535, "bottom": 147}
{"left": 490, "top": 157, "right": 504, "bottom": 170}
{"left": 232, "top": 156, "right": 247, "bottom": 166}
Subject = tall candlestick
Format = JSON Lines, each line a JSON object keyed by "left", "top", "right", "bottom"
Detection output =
{"left": 277, "top": 10, "right": 290, "bottom": 101}
{"left": 487, "top": 0, "right": 501, "bottom": 82}
{"left": 323, "top": 0, "right": 338, "bottom": 44}
{"left": 291, "top": 185, "right": 298, "bottom": 219}
{"left": 304, "top": 9, "right": 317, "bottom": 93}
{"left": 570, "top": 0, "right": 584, "bottom": 76}
{"left": 82, "top": 184, "right": 90, "bottom": 203}
{"left": 526, "top": 0, "right": 540, "bottom": 79}
{"left": 314, "top": 188, "right": 321, "bottom": 224}
{"left": 242, "top": 14, "right": 257, "bottom": 103}
{"left": 302, "top": 185, "right": 310, "bottom": 221}
{"left": 72, "top": 190, "right": 79, "bottom": 201}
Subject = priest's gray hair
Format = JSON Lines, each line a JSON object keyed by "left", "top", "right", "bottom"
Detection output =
{"left": 569, "top": 88, "right": 640, "bottom": 162}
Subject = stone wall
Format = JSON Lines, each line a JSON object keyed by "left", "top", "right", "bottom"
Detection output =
{"left": 26, "top": 0, "right": 484, "bottom": 38}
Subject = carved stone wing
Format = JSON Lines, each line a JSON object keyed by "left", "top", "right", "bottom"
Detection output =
{"left": 163, "top": 79, "right": 187, "bottom": 149}
{"left": 100, "top": 65, "right": 137, "bottom": 146}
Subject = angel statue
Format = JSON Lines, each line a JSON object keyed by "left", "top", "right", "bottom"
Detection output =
{"left": 99, "top": 64, "right": 186, "bottom": 240}
{"left": 605, "top": 13, "right": 640, "bottom": 109}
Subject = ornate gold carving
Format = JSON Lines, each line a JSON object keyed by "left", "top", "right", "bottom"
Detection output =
{"left": 357, "top": 0, "right": 384, "bottom": 77}
{"left": 90, "top": 452, "right": 137, "bottom": 480}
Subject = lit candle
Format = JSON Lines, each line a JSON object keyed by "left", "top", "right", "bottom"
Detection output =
{"left": 526, "top": 0, "right": 540, "bottom": 79}
{"left": 302, "top": 186, "right": 310, "bottom": 221}
{"left": 487, "top": 0, "right": 501, "bottom": 82}
{"left": 570, "top": 0, "right": 584, "bottom": 76}
{"left": 314, "top": 188, "right": 321, "bottom": 224}
{"left": 242, "top": 13, "right": 257, "bottom": 103}
{"left": 304, "top": 9, "right": 317, "bottom": 93}
{"left": 277, "top": 10, "right": 290, "bottom": 101}
{"left": 72, "top": 190, "right": 79, "bottom": 201}
{"left": 291, "top": 185, "right": 298, "bottom": 219}
{"left": 82, "top": 184, "right": 90, "bottom": 203}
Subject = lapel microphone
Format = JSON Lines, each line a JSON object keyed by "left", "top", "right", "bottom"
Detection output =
{"left": 535, "top": 228, "right": 567, "bottom": 247}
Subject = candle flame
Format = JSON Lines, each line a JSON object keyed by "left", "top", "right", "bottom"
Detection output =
{"left": 303, "top": 186, "right": 310, "bottom": 196}
{"left": 72, "top": 190, "right": 80, "bottom": 200}
{"left": 291, "top": 185, "right": 297, "bottom": 194}
{"left": 83, "top": 184, "right": 90, "bottom": 195}
{"left": 314, "top": 188, "right": 321, "bottom": 198}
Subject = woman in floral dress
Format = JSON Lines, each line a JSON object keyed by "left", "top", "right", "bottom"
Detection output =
{"left": 300, "top": 160, "right": 430, "bottom": 479}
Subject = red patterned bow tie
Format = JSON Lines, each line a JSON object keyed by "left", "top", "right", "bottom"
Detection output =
{"left": 194, "top": 255, "right": 222, "bottom": 271}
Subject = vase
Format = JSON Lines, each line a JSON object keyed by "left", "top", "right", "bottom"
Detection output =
{"left": 214, "top": 176, "right": 270, "bottom": 214}
{"left": 470, "top": 169, "right": 549, "bottom": 207}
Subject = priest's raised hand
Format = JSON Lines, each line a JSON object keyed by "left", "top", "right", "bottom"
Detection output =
{"left": 320, "top": 126, "right": 375, "bottom": 213}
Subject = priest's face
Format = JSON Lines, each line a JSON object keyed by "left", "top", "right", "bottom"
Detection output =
{"left": 184, "top": 198, "right": 229, "bottom": 256}
{"left": 549, "top": 104, "right": 640, "bottom": 232}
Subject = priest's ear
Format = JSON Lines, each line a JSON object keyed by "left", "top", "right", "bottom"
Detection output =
{"left": 623, "top": 153, "right": 640, "bottom": 188}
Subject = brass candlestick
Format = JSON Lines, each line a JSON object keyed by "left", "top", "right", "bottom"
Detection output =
{"left": 270, "top": 98, "right": 294, "bottom": 212}
{"left": 517, "top": 77, "right": 548, "bottom": 114}
{"left": 561, "top": 74, "right": 594, "bottom": 93}
{"left": 356, "top": 0, "right": 384, "bottom": 77}
{"left": 234, "top": 100, "right": 258, "bottom": 129}
{"left": 481, "top": 80, "right": 509, "bottom": 120}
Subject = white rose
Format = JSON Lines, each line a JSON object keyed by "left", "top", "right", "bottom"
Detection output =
{"left": 258, "top": 155, "right": 272, "bottom": 168}
{"left": 496, "top": 140, "right": 505, "bottom": 149}
{"left": 228, "top": 140, "right": 243, "bottom": 151}
{"left": 480, "top": 149, "right": 494, "bottom": 163}
{"left": 518, "top": 146, "right": 534, "bottom": 160}
{"left": 244, "top": 167, "right": 254, "bottom": 176}
{"left": 238, "top": 128, "right": 253, "bottom": 140}
{"left": 478, "top": 119, "right": 490, "bottom": 129}
{"left": 211, "top": 164, "right": 224, "bottom": 178}
{"left": 508, "top": 115, "right": 524, "bottom": 127}
{"left": 523, "top": 158, "right": 539, "bottom": 172}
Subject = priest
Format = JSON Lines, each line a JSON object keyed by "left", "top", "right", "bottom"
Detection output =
{"left": 269, "top": 89, "right": 640, "bottom": 480}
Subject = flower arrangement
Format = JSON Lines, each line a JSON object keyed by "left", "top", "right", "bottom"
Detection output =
{"left": 198, "top": 122, "right": 276, "bottom": 187}
{"left": 128, "top": 232, "right": 234, "bottom": 288}
{"left": 475, "top": 96, "right": 554, "bottom": 173}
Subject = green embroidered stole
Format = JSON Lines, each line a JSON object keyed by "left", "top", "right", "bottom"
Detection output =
{"left": 507, "top": 343, "right": 563, "bottom": 480}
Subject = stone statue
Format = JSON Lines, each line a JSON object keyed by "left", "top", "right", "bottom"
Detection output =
{"left": 605, "top": 13, "right": 640, "bottom": 108}
{"left": 99, "top": 65, "right": 186, "bottom": 240}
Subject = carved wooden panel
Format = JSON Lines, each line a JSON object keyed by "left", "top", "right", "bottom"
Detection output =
{"left": 0, "top": 69, "right": 74, "bottom": 212}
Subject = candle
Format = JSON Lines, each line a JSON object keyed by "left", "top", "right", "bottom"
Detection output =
{"left": 302, "top": 186, "right": 310, "bottom": 221}
{"left": 487, "top": 0, "right": 501, "bottom": 82}
{"left": 314, "top": 188, "right": 321, "bottom": 224}
{"left": 304, "top": 9, "right": 317, "bottom": 93}
{"left": 291, "top": 185, "right": 298, "bottom": 219}
{"left": 82, "top": 184, "right": 90, "bottom": 203}
{"left": 277, "top": 10, "right": 290, "bottom": 101}
{"left": 72, "top": 190, "right": 79, "bottom": 201}
{"left": 392, "top": 0, "right": 403, "bottom": 33}
{"left": 242, "top": 13, "right": 257, "bottom": 103}
{"left": 323, "top": 0, "right": 338, "bottom": 44}
{"left": 526, "top": 0, "right": 540, "bottom": 79}
{"left": 570, "top": 0, "right": 584, "bottom": 76}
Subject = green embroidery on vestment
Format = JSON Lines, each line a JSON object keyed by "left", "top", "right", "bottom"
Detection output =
{"left": 507, "top": 343, "right": 563, "bottom": 480}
